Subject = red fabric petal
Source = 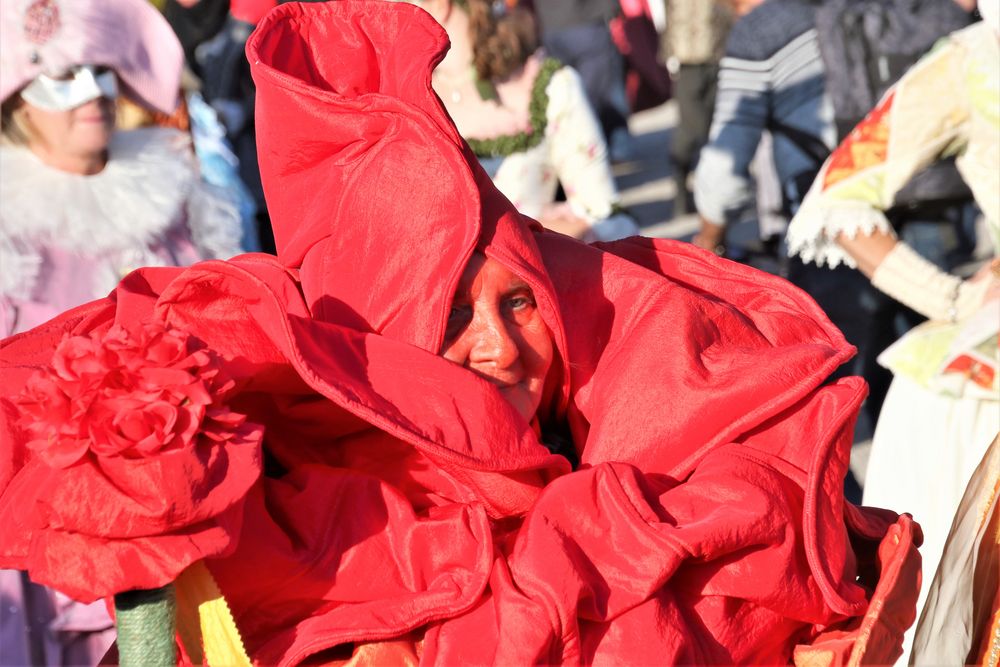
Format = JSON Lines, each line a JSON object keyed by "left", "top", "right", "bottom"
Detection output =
{"left": 0, "top": 420, "right": 261, "bottom": 601}
{"left": 27, "top": 506, "right": 247, "bottom": 603}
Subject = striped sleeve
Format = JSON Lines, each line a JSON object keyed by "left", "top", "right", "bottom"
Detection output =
{"left": 695, "top": 25, "right": 826, "bottom": 224}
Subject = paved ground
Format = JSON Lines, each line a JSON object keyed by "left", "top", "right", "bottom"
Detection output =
{"left": 611, "top": 103, "right": 874, "bottom": 493}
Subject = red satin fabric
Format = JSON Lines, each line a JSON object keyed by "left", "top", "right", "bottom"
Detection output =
{"left": 0, "top": 2, "right": 921, "bottom": 664}
{"left": 229, "top": 0, "right": 277, "bottom": 25}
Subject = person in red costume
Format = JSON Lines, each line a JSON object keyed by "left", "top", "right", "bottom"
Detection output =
{"left": 0, "top": 2, "right": 922, "bottom": 664}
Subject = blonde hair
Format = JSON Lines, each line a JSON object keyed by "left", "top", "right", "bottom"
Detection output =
{"left": 0, "top": 96, "right": 33, "bottom": 146}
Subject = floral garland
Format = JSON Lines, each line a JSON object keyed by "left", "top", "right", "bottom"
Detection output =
{"left": 466, "top": 57, "right": 562, "bottom": 158}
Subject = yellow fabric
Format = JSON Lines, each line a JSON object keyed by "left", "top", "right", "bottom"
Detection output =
{"left": 174, "top": 561, "right": 251, "bottom": 667}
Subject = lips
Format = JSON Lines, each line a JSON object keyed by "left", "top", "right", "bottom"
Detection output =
{"left": 76, "top": 112, "right": 112, "bottom": 123}
{"left": 482, "top": 375, "right": 521, "bottom": 391}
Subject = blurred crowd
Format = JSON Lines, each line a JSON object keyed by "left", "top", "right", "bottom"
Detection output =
{"left": 1, "top": 0, "right": 997, "bottom": 665}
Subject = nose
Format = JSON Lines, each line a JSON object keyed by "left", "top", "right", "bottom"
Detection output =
{"left": 467, "top": 308, "right": 519, "bottom": 371}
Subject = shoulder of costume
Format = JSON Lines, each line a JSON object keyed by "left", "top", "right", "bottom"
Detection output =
{"left": 0, "top": 127, "right": 197, "bottom": 251}
{"left": 541, "top": 62, "right": 583, "bottom": 109}
{"left": 949, "top": 19, "right": 999, "bottom": 51}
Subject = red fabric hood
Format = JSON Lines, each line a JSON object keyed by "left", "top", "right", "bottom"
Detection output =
{"left": 247, "top": 0, "right": 567, "bottom": 386}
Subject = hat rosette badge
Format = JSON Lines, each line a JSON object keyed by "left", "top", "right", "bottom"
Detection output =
{"left": 23, "top": 0, "right": 61, "bottom": 63}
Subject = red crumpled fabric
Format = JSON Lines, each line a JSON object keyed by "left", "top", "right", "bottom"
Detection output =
{"left": 0, "top": 316, "right": 263, "bottom": 602}
{"left": 0, "top": 2, "right": 921, "bottom": 664}
{"left": 229, "top": 0, "right": 277, "bottom": 25}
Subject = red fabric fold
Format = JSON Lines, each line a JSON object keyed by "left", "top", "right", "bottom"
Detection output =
{"left": 0, "top": 316, "right": 263, "bottom": 602}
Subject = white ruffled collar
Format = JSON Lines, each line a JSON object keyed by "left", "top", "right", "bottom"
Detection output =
{"left": 0, "top": 127, "right": 196, "bottom": 252}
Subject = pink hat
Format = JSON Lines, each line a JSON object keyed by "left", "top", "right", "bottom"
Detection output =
{"left": 0, "top": 0, "right": 183, "bottom": 114}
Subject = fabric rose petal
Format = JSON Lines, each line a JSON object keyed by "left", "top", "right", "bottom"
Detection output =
{"left": 0, "top": 321, "right": 263, "bottom": 602}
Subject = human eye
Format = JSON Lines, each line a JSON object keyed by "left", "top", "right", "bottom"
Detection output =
{"left": 504, "top": 290, "right": 536, "bottom": 320}
{"left": 509, "top": 295, "right": 533, "bottom": 310}
{"left": 46, "top": 68, "right": 75, "bottom": 81}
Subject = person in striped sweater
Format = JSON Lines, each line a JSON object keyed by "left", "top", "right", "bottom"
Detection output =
{"left": 692, "top": 0, "right": 896, "bottom": 465}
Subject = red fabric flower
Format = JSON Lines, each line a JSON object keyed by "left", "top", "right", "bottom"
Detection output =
{"left": 3, "top": 321, "right": 263, "bottom": 602}
{"left": 18, "top": 322, "right": 243, "bottom": 467}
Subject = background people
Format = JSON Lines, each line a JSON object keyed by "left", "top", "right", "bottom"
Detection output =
{"left": 420, "top": 0, "right": 639, "bottom": 241}
{"left": 0, "top": 1, "right": 248, "bottom": 659}
{"left": 661, "top": 0, "right": 731, "bottom": 217}
{"left": 532, "top": 0, "right": 635, "bottom": 161}
{"left": 688, "top": 0, "right": 877, "bottom": 454}
{"left": 691, "top": 0, "right": 974, "bottom": 464}
{"left": 787, "top": 10, "right": 999, "bottom": 661}
{"left": 0, "top": 0, "right": 248, "bottom": 338}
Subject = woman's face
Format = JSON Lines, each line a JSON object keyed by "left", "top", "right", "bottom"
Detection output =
{"left": 441, "top": 254, "right": 554, "bottom": 421}
{"left": 22, "top": 96, "right": 115, "bottom": 158}
{"left": 19, "top": 66, "right": 117, "bottom": 166}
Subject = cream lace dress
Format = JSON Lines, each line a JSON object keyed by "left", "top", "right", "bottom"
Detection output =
{"left": 787, "top": 22, "right": 1000, "bottom": 665}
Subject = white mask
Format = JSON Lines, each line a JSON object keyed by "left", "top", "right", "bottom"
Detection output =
{"left": 980, "top": 0, "right": 1000, "bottom": 34}
{"left": 21, "top": 65, "right": 118, "bottom": 112}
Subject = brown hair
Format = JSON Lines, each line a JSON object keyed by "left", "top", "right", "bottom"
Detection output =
{"left": 464, "top": 0, "right": 539, "bottom": 82}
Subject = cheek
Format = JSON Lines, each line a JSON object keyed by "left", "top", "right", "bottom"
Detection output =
{"left": 26, "top": 109, "right": 76, "bottom": 148}
{"left": 24, "top": 111, "right": 60, "bottom": 143}
{"left": 517, "top": 318, "right": 554, "bottom": 383}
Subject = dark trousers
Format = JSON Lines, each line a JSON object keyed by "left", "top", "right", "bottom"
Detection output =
{"left": 542, "top": 21, "right": 631, "bottom": 145}
{"left": 669, "top": 63, "right": 718, "bottom": 172}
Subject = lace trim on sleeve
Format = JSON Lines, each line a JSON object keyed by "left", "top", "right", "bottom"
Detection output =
{"left": 786, "top": 203, "right": 895, "bottom": 269}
